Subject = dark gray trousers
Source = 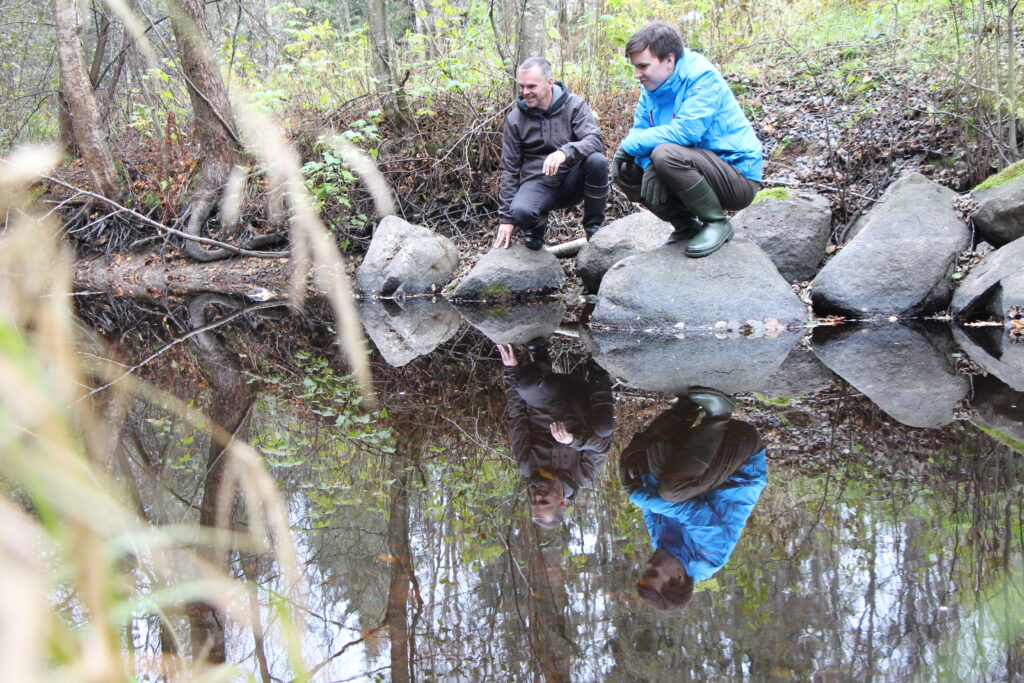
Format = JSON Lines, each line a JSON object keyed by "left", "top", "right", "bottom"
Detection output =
{"left": 614, "top": 144, "right": 759, "bottom": 221}
{"left": 509, "top": 151, "right": 608, "bottom": 233}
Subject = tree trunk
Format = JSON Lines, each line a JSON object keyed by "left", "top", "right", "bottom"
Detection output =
{"left": 52, "top": 0, "right": 119, "bottom": 197}
{"left": 515, "top": 0, "right": 548, "bottom": 68}
{"left": 168, "top": 0, "right": 243, "bottom": 261}
{"left": 366, "top": 0, "right": 410, "bottom": 129}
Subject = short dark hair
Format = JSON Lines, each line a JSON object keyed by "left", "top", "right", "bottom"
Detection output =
{"left": 625, "top": 21, "right": 684, "bottom": 62}
{"left": 518, "top": 56, "right": 553, "bottom": 79}
{"left": 637, "top": 573, "right": 695, "bottom": 611}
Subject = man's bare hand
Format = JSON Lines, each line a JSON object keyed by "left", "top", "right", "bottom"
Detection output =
{"left": 497, "top": 344, "right": 518, "bottom": 367}
{"left": 550, "top": 421, "right": 574, "bottom": 444}
{"left": 494, "top": 223, "right": 514, "bottom": 249}
{"left": 543, "top": 150, "right": 567, "bottom": 176}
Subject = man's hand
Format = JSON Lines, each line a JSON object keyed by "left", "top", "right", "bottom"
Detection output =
{"left": 610, "top": 147, "right": 630, "bottom": 186}
{"left": 640, "top": 165, "right": 669, "bottom": 206}
{"left": 497, "top": 344, "right": 518, "bottom": 367}
{"left": 550, "top": 421, "right": 574, "bottom": 444}
{"left": 493, "top": 223, "right": 514, "bottom": 249}
{"left": 543, "top": 150, "right": 567, "bottom": 176}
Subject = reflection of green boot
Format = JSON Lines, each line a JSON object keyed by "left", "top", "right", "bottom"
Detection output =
{"left": 687, "top": 386, "right": 736, "bottom": 420}
{"left": 663, "top": 213, "right": 703, "bottom": 245}
{"left": 679, "top": 179, "right": 734, "bottom": 258}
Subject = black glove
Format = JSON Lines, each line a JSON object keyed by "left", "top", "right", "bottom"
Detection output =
{"left": 618, "top": 446, "right": 649, "bottom": 492}
{"left": 640, "top": 165, "right": 668, "bottom": 206}
{"left": 609, "top": 147, "right": 630, "bottom": 186}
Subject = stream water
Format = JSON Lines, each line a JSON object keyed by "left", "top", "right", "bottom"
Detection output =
{"left": 80, "top": 294, "right": 1024, "bottom": 682}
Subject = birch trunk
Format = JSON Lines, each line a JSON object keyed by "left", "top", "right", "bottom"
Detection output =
{"left": 52, "top": 0, "right": 119, "bottom": 197}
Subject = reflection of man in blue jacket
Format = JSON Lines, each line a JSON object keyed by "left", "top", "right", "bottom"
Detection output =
{"left": 611, "top": 21, "right": 762, "bottom": 258}
{"left": 620, "top": 389, "right": 767, "bottom": 610}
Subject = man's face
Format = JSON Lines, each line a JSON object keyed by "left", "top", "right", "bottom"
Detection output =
{"left": 637, "top": 549, "right": 686, "bottom": 593}
{"left": 629, "top": 48, "right": 676, "bottom": 92}
{"left": 529, "top": 476, "right": 565, "bottom": 523}
{"left": 517, "top": 68, "right": 555, "bottom": 110}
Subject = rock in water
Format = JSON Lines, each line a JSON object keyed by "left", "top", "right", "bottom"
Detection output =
{"left": 812, "top": 322, "right": 969, "bottom": 428}
{"left": 576, "top": 211, "right": 673, "bottom": 293}
{"left": 591, "top": 240, "right": 807, "bottom": 329}
{"left": 456, "top": 300, "right": 565, "bottom": 344}
{"left": 951, "top": 324, "right": 1024, "bottom": 392}
{"left": 811, "top": 172, "right": 969, "bottom": 316}
{"left": 732, "top": 190, "right": 832, "bottom": 282}
{"left": 950, "top": 236, "right": 1024, "bottom": 319}
{"left": 450, "top": 245, "right": 563, "bottom": 301}
{"left": 359, "top": 298, "right": 462, "bottom": 367}
{"left": 582, "top": 326, "right": 802, "bottom": 395}
{"left": 356, "top": 216, "right": 459, "bottom": 297}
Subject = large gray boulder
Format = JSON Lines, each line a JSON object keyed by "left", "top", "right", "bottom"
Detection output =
{"left": 812, "top": 322, "right": 970, "bottom": 428}
{"left": 811, "top": 172, "right": 969, "bottom": 316}
{"left": 359, "top": 298, "right": 462, "bottom": 367}
{"left": 576, "top": 211, "right": 673, "bottom": 293}
{"left": 356, "top": 216, "right": 459, "bottom": 297}
{"left": 972, "top": 172, "right": 1024, "bottom": 246}
{"left": 582, "top": 326, "right": 802, "bottom": 395}
{"left": 970, "top": 376, "right": 1024, "bottom": 444}
{"left": 456, "top": 300, "right": 565, "bottom": 344}
{"left": 450, "top": 245, "right": 563, "bottom": 301}
{"left": 732, "top": 190, "right": 832, "bottom": 282}
{"left": 592, "top": 240, "right": 807, "bottom": 330}
{"left": 951, "top": 325, "right": 1024, "bottom": 392}
{"left": 950, "top": 237, "right": 1024, "bottom": 319}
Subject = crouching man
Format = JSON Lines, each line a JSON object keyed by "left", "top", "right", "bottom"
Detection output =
{"left": 611, "top": 22, "right": 762, "bottom": 257}
{"left": 494, "top": 57, "right": 608, "bottom": 250}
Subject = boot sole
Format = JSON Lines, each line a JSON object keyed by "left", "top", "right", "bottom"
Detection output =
{"left": 685, "top": 227, "right": 734, "bottom": 258}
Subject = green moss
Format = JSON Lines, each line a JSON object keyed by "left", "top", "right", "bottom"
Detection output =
{"left": 752, "top": 187, "right": 791, "bottom": 204}
{"left": 971, "top": 422, "right": 1024, "bottom": 456}
{"left": 973, "top": 159, "right": 1024, "bottom": 192}
{"left": 479, "top": 284, "right": 510, "bottom": 298}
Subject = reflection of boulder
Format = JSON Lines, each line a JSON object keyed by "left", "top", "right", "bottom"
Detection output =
{"left": 950, "top": 237, "right": 1024, "bottom": 320}
{"left": 582, "top": 326, "right": 802, "bottom": 395}
{"left": 456, "top": 300, "right": 565, "bottom": 344}
{"left": 951, "top": 325, "right": 1024, "bottom": 392}
{"left": 356, "top": 216, "right": 459, "bottom": 297}
{"left": 970, "top": 375, "right": 1024, "bottom": 444}
{"left": 757, "top": 345, "right": 836, "bottom": 399}
{"left": 812, "top": 322, "right": 969, "bottom": 428}
{"left": 450, "top": 246, "right": 563, "bottom": 301}
{"left": 811, "top": 172, "right": 969, "bottom": 316}
{"left": 576, "top": 211, "right": 672, "bottom": 293}
{"left": 971, "top": 172, "right": 1024, "bottom": 246}
{"left": 359, "top": 298, "right": 462, "bottom": 367}
{"left": 592, "top": 240, "right": 807, "bottom": 330}
{"left": 732, "top": 190, "right": 831, "bottom": 282}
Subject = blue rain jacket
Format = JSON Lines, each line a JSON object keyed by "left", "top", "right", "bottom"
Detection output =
{"left": 620, "top": 50, "right": 763, "bottom": 182}
{"left": 629, "top": 449, "right": 767, "bottom": 583}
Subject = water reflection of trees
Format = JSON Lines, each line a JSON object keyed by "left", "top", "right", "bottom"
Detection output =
{"left": 89, "top": 301, "right": 1024, "bottom": 679}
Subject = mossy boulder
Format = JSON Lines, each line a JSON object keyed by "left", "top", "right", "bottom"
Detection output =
{"left": 733, "top": 189, "right": 831, "bottom": 282}
{"left": 971, "top": 164, "right": 1024, "bottom": 246}
{"left": 449, "top": 245, "right": 563, "bottom": 301}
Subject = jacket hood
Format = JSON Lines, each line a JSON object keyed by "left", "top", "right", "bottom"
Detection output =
{"left": 516, "top": 81, "right": 570, "bottom": 117}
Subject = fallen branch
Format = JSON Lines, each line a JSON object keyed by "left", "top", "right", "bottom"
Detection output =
{"left": 37, "top": 171, "right": 291, "bottom": 258}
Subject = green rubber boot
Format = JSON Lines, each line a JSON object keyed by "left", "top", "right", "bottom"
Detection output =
{"left": 678, "top": 179, "right": 734, "bottom": 258}
{"left": 663, "top": 213, "right": 703, "bottom": 245}
{"left": 686, "top": 386, "right": 737, "bottom": 421}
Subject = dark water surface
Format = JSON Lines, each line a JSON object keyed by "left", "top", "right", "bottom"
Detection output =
{"left": 83, "top": 294, "right": 1024, "bottom": 682}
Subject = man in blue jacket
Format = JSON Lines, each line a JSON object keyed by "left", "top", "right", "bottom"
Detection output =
{"left": 611, "top": 22, "right": 762, "bottom": 258}
{"left": 620, "top": 388, "right": 767, "bottom": 610}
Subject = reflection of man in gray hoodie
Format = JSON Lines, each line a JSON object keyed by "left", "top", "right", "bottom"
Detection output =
{"left": 498, "top": 341, "right": 615, "bottom": 528}
{"left": 493, "top": 57, "right": 608, "bottom": 251}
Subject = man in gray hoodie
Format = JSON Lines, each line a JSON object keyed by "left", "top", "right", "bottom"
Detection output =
{"left": 493, "top": 57, "right": 607, "bottom": 250}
